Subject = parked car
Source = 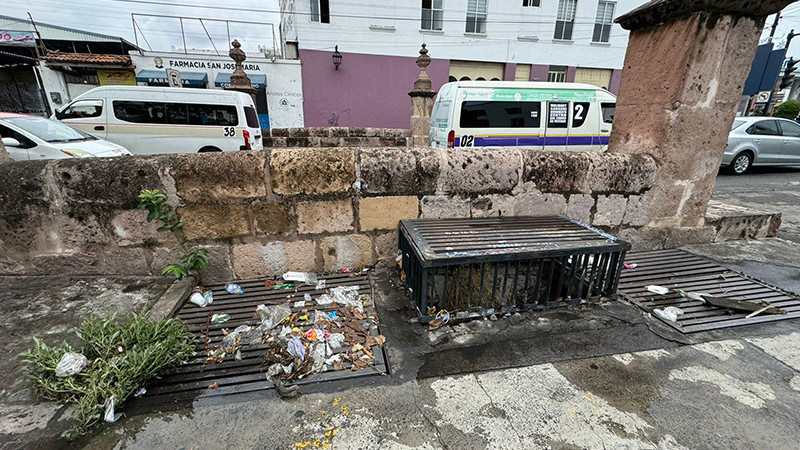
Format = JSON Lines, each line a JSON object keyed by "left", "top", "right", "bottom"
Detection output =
{"left": 722, "top": 116, "right": 800, "bottom": 175}
{"left": 54, "top": 86, "right": 264, "bottom": 155}
{"left": 0, "top": 112, "right": 131, "bottom": 161}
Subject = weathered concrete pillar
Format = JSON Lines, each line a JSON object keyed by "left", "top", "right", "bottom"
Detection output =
{"left": 224, "top": 39, "right": 258, "bottom": 104}
{"left": 0, "top": 139, "right": 8, "bottom": 162}
{"left": 409, "top": 44, "right": 436, "bottom": 148}
{"left": 609, "top": 0, "right": 793, "bottom": 228}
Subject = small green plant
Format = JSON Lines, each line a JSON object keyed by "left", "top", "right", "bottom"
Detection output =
{"left": 21, "top": 310, "right": 195, "bottom": 440}
{"left": 773, "top": 99, "right": 800, "bottom": 119}
{"left": 137, "top": 189, "right": 210, "bottom": 281}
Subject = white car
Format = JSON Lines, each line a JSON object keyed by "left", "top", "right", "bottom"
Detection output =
{"left": 0, "top": 112, "right": 131, "bottom": 161}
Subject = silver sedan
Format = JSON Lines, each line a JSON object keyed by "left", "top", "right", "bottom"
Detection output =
{"left": 721, "top": 116, "right": 800, "bottom": 175}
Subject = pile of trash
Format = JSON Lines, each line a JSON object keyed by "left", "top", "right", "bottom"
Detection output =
{"left": 202, "top": 282, "right": 385, "bottom": 398}
{"left": 644, "top": 284, "right": 786, "bottom": 322}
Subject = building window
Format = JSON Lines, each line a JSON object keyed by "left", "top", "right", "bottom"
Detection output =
{"left": 422, "top": 0, "right": 444, "bottom": 30}
{"left": 523, "top": 0, "right": 540, "bottom": 6}
{"left": 547, "top": 65, "right": 568, "bottom": 82}
{"left": 554, "top": 0, "right": 577, "bottom": 40}
{"left": 593, "top": 1, "right": 615, "bottom": 43}
{"left": 310, "top": 0, "right": 330, "bottom": 23}
{"left": 466, "top": 0, "right": 487, "bottom": 34}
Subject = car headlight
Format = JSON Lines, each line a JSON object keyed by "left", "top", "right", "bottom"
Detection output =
{"left": 61, "top": 149, "right": 94, "bottom": 158}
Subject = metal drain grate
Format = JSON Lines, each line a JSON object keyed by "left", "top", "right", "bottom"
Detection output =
{"left": 399, "top": 215, "right": 630, "bottom": 321}
{"left": 618, "top": 249, "right": 800, "bottom": 333}
{"left": 138, "top": 273, "right": 387, "bottom": 403}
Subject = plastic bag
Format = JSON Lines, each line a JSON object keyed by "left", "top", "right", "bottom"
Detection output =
{"left": 103, "top": 395, "right": 121, "bottom": 423}
{"left": 653, "top": 306, "right": 684, "bottom": 322}
{"left": 282, "top": 271, "right": 319, "bottom": 286}
{"left": 327, "top": 333, "right": 345, "bottom": 350}
{"left": 287, "top": 336, "right": 306, "bottom": 359}
{"left": 310, "top": 342, "right": 326, "bottom": 373}
{"left": 256, "top": 304, "right": 292, "bottom": 330}
{"left": 211, "top": 314, "right": 230, "bottom": 324}
{"left": 646, "top": 285, "right": 670, "bottom": 295}
{"left": 55, "top": 352, "right": 89, "bottom": 377}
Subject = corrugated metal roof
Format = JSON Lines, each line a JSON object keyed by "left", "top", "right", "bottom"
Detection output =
{"left": 0, "top": 14, "right": 129, "bottom": 44}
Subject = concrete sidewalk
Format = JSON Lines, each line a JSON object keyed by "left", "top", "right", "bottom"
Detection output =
{"left": 67, "top": 238, "right": 800, "bottom": 450}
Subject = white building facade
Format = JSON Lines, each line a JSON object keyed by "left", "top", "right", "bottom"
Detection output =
{"left": 280, "top": 0, "right": 644, "bottom": 128}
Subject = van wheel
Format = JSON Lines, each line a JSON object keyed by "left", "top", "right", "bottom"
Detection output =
{"left": 198, "top": 146, "right": 222, "bottom": 153}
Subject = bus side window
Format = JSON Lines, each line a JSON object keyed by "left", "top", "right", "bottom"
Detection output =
{"left": 601, "top": 102, "right": 615, "bottom": 124}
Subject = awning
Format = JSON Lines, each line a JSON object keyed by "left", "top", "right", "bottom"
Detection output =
{"left": 214, "top": 72, "right": 266, "bottom": 90}
{"left": 135, "top": 70, "right": 208, "bottom": 87}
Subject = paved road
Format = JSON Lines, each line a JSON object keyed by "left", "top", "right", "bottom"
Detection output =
{"left": 713, "top": 166, "right": 800, "bottom": 243}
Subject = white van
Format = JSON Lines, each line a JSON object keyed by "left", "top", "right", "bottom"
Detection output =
{"left": 430, "top": 81, "right": 616, "bottom": 151}
{"left": 55, "top": 86, "right": 263, "bottom": 155}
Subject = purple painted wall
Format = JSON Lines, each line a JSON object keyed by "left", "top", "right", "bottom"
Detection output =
{"left": 503, "top": 63, "right": 516, "bottom": 81}
{"left": 299, "top": 49, "right": 450, "bottom": 128}
{"left": 609, "top": 69, "right": 622, "bottom": 94}
{"left": 566, "top": 66, "right": 577, "bottom": 82}
{"left": 530, "top": 64, "right": 549, "bottom": 82}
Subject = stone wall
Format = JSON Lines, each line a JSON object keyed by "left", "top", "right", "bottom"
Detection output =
{"left": 264, "top": 127, "right": 410, "bottom": 148}
{"left": 0, "top": 148, "right": 666, "bottom": 282}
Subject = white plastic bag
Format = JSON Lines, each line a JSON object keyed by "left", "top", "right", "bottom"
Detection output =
{"left": 255, "top": 304, "right": 292, "bottom": 330}
{"left": 103, "top": 395, "right": 121, "bottom": 423}
{"left": 55, "top": 352, "right": 89, "bottom": 377}
{"left": 653, "top": 306, "right": 684, "bottom": 322}
{"left": 646, "top": 285, "right": 670, "bottom": 295}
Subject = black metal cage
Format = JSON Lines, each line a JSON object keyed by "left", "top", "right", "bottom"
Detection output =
{"left": 398, "top": 216, "right": 630, "bottom": 321}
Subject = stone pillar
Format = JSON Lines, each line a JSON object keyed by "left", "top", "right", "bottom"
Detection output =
{"left": 609, "top": 0, "right": 793, "bottom": 228}
{"left": 224, "top": 39, "right": 257, "bottom": 104}
{"left": 0, "top": 139, "right": 8, "bottom": 163}
{"left": 409, "top": 44, "right": 436, "bottom": 148}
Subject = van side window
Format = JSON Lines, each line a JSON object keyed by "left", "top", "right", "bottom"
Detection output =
{"left": 244, "top": 106, "right": 259, "bottom": 128}
{"left": 460, "top": 101, "right": 541, "bottom": 128}
{"left": 113, "top": 101, "right": 165, "bottom": 124}
{"left": 601, "top": 102, "right": 615, "bottom": 124}
{"left": 60, "top": 100, "right": 103, "bottom": 119}
{"left": 113, "top": 101, "right": 238, "bottom": 126}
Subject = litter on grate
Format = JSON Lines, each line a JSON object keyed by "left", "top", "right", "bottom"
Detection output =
{"left": 135, "top": 273, "right": 388, "bottom": 404}
{"left": 619, "top": 249, "right": 800, "bottom": 333}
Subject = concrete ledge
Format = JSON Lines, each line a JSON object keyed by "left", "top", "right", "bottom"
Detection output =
{"left": 705, "top": 200, "right": 781, "bottom": 242}
{"left": 149, "top": 277, "right": 195, "bottom": 321}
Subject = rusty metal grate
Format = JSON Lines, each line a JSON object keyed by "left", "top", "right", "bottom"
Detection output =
{"left": 618, "top": 249, "right": 800, "bottom": 333}
{"left": 137, "top": 273, "right": 387, "bottom": 403}
{"left": 399, "top": 216, "right": 631, "bottom": 321}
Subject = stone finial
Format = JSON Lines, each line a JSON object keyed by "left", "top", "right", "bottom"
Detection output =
{"left": 228, "top": 39, "right": 252, "bottom": 89}
{"left": 412, "top": 43, "right": 433, "bottom": 93}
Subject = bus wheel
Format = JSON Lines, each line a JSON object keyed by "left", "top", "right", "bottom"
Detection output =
{"left": 198, "top": 146, "right": 222, "bottom": 153}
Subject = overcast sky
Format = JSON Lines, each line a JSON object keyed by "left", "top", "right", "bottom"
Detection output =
{"left": 4, "top": 0, "right": 281, "bottom": 56}
{"left": 4, "top": 0, "right": 800, "bottom": 59}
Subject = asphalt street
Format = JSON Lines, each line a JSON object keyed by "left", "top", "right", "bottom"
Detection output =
{"left": 713, "top": 165, "right": 800, "bottom": 244}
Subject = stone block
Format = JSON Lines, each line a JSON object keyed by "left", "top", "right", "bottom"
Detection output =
{"left": 420, "top": 195, "right": 471, "bottom": 219}
{"left": 320, "top": 235, "right": 373, "bottom": 271}
{"left": 103, "top": 247, "right": 150, "bottom": 274}
{"left": 251, "top": 201, "right": 291, "bottom": 235}
{"left": 442, "top": 148, "right": 521, "bottom": 195}
{"left": 330, "top": 128, "right": 349, "bottom": 137}
{"left": 231, "top": 240, "right": 316, "bottom": 279}
{"left": 272, "top": 137, "right": 288, "bottom": 147}
{"left": 347, "top": 127, "right": 367, "bottom": 136}
{"left": 270, "top": 148, "right": 356, "bottom": 195}
{"left": 373, "top": 231, "right": 399, "bottom": 268}
{"left": 587, "top": 153, "right": 658, "bottom": 194}
{"left": 360, "top": 148, "right": 440, "bottom": 195}
{"left": 270, "top": 128, "right": 290, "bottom": 137}
{"left": 359, "top": 196, "right": 419, "bottom": 231}
{"left": 112, "top": 209, "right": 177, "bottom": 247}
{"left": 616, "top": 227, "right": 667, "bottom": 252}
{"left": 0, "top": 159, "right": 49, "bottom": 250}
{"left": 0, "top": 257, "right": 25, "bottom": 275}
{"left": 663, "top": 226, "right": 716, "bottom": 248}
{"left": 319, "top": 137, "right": 342, "bottom": 147}
{"left": 31, "top": 251, "right": 101, "bottom": 275}
{"left": 594, "top": 195, "right": 628, "bottom": 227}
{"left": 296, "top": 200, "right": 354, "bottom": 234}
{"left": 379, "top": 137, "right": 411, "bottom": 147}
{"left": 286, "top": 137, "right": 313, "bottom": 147}
{"left": 471, "top": 195, "right": 515, "bottom": 218}
{"left": 623, "top": 195, "right": 650, "bottom": 227}
{"left": 179, "top": 204, "right": 250, "bottom": 240}
{"left": 515, "top": 193, "right": 567, "bottom": 216}
{"left": 363, "top": 128, "right": 385, "bottom": 137}
{"left": 522, "top": 150, "right": 592, "bottom": 193}
{"left": 172, "top": 151, "right": 266, "bottom": 203}
{"left": 384, "top": 129, "right": 411, "bottom": 138}
{"left": 566, "top": 194, "right": 595, "bottom": 223}
{"left": 199, "top": 244, "right": 235, "bottom": 283}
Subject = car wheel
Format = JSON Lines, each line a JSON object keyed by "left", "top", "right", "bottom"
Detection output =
{"left": 198, "top": 146, "right": 222, "bottom": 153}
{"left": 730, "top": 152, "right": 753, "bottom": 175}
